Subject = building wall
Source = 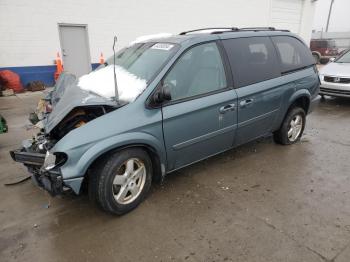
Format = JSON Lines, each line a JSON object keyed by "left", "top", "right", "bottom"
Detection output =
{"left": 0, "top": 0, "right": 315, "bottom": 86}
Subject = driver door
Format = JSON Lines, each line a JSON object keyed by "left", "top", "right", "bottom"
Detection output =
{"left": 161, "top": 42, "right": 238, "bottom": 171}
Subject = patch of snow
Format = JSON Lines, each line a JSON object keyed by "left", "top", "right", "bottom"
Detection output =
{"left": 78, "top": 65, "right": 147, "bottom": 102}
{"left": 129, "top": 33, "right": 173, "bottom": 46}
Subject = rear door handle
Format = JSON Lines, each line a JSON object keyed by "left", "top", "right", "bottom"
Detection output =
{"left": 240, "top": 99, "right": 254, "bottom": 107}
{"left": 219, "top": 103, "right": 235, "bottom": 114}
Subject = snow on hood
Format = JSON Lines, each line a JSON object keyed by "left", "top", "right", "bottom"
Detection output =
{"left": 129, "top": 33, "right": 173, "bottom": 46}
{"left": 78, "top": 65, "right": 147, "bottom": 102}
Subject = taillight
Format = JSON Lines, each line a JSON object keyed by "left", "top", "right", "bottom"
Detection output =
{"left": 325, "top": 49, "right": 330, "bottom": 54}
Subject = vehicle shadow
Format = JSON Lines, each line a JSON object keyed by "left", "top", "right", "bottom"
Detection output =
{"left": 320, "top": 96, "right": 350, "bottom": 107}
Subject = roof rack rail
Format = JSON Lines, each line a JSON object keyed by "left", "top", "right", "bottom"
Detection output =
{"left": 179, "top": 27, "right": 239, "bottom": 35}
{"left": 240, "top": 27, "right": 276, "bottom": 31}
{"left": 240, "top": 27, "right": 290, "bottom": 32}
{"left": 179, "top": 27, "right": 290, "bottom": 35}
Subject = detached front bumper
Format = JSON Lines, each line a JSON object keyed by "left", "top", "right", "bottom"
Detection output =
{"left": 10, "top": 149, "right": 64, "bottom": 196}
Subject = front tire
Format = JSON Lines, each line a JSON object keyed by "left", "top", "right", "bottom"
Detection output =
{"left": 89, "top": 148, "right": 152, "bottom": 215}
{"left": 273, "top": 107, "right": 306, "bottom": 145}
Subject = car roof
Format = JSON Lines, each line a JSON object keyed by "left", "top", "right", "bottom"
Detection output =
{"left": 140, "top": 28, "right": 301, "bottom": 46}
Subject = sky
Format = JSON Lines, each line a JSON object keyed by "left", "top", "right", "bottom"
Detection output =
{"left": 313, "top": 0, "right": 350, "bottom": 32}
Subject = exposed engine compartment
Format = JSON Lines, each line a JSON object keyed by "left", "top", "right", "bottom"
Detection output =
{"left": 49, "top": 105, "right": 115, "bottom": 140}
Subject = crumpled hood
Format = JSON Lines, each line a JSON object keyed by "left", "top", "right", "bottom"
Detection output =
{"left": 44, "top": 79, "right": 116, "bottom": 133}
{"left": 319, "top": 62, "right": 350, "bottom": 77}
{"left": 44, "top": 65, "right": 148, "bottom": 133}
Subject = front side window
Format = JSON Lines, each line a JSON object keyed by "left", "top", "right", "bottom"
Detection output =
{"left": 222, "top": 37, "right": 280, "bottom": 87}
{"left": 272, "top": 36, "right": 314, "bottom": 73}
{"left": 163, "top": 42, "right": 227, "bottom": 101}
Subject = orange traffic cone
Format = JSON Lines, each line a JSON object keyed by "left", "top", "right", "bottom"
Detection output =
{"left": 99, "top": 52, "right": 105, "bottom": 64}
{"left": 54, "top": 52, "right": 64, "bottom": 81}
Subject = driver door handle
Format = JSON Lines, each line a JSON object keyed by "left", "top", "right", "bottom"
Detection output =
{"left": 219, "top": 103, "right": 235, "bottom": 114}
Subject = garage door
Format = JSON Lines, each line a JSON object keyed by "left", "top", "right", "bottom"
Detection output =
{"left": 270, "top": 0, "right": 303, "bottom": 33}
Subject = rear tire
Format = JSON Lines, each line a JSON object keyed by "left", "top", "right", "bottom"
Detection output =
{"left": 273, "top": 107, "right": 306, "bottom": 145}
{"left": 89, "top": 148, "right": 152, "bottom": 215}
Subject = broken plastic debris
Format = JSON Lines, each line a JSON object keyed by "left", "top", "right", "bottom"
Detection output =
{"left": 35, "top": 120, "right": 44, "bottom": 129}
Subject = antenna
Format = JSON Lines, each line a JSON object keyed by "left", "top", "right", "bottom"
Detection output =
{"left": 112, "top": 36, "right": 119, "bottom": 103}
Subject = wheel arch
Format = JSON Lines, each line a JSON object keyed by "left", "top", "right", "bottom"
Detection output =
{"left": 61, "top": 132, "right": 166, "bottom": 194}
{"left": 79, "top": 143, "right": 164, "bottom": 195}
{"left": 274, "top": 91, "right": 310, "bottom": 132}
{"left": 290, "top": 95, "right": 310, "bottom": 114}
{"left": 86, "top": 143, "right": 163, "bottom": 184}
{"left": 288, "top": 89, "right": 311, "bottom": 113}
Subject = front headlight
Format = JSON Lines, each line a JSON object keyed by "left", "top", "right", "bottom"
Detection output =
{"left": 43, "top": 151, "right": 56, "bottom": 170}
{"left": 319, "top": 74, "right": 324, "bottom": 82}
{"left": 42, "top": 151, "right": 67, "bottom": 171}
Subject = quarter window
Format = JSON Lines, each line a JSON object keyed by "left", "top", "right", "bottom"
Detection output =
{"left": 272, "top": 36, "right": 314, "bottom": 73}
{"left": 222, "top": 37, "right": 280, "bottom": 87}
{"left": 163, "top": 42, "right": 227, "bottom": 101}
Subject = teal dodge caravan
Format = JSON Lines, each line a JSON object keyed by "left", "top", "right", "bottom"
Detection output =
{"left": 11, "top": 27, "right": 320, "bottom": 214}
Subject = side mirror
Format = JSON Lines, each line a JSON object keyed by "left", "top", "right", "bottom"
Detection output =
{"left": 152, "top": 84, "right": 172, "bottom": 105}
{"left": 329, "top": 57, "right": 336, "bottom": 62}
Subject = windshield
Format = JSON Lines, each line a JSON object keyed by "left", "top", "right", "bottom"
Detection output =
{"left": 336, "top": 50, "right": 350, "bottom": 63}
{"left": 78, "top": 42, "right": 179, "bottom": 102}
{"left": 99, "top": 42, "right": 179, "bottom": 82}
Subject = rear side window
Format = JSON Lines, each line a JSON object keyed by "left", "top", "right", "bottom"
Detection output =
{"left": 272, "top": 36, "right": 314, "bottom": 73}
{"left": 222, "top": 37, "right": 280, "bottom": 87}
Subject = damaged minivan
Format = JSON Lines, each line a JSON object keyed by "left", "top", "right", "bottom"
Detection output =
{"left": 11, "top": 28, "right": 320, "bottom": 215}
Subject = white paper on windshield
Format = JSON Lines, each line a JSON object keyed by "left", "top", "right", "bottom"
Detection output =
{"left": 151, "top": 43, "right": 174, "bottom": 51}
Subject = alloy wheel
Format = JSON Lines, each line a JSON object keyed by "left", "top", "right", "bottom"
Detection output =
{"left": 287, "top": 114, "right": 303, "bottom": 142}
{"left": 112, "top": 158, "right": 146, "bottom": 205}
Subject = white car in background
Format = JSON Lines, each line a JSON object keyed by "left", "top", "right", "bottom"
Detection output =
{"left": 319, "top": 49, "right": 350, "bottom": 98}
